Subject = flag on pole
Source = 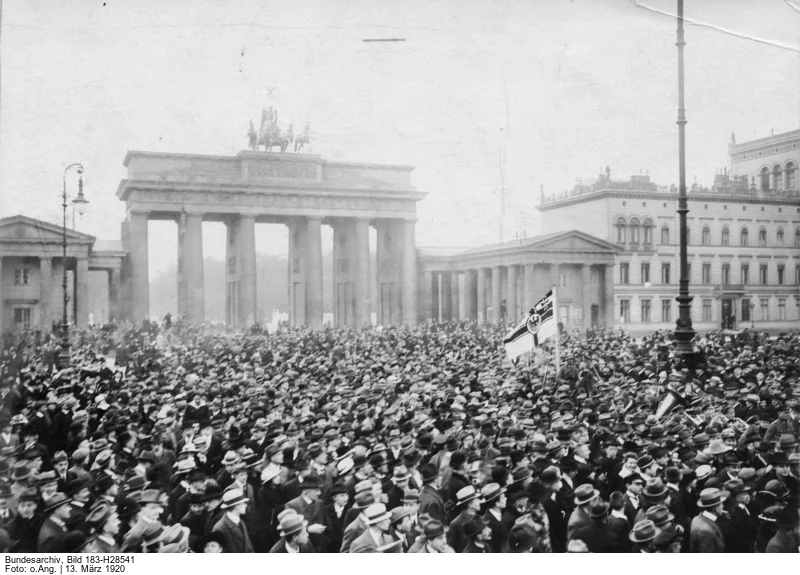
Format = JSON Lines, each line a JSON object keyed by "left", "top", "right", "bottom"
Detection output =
{"left": 503, "top": 290, "right": 557, "bottom": 359}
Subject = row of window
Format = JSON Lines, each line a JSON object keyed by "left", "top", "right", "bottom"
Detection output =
{"left": 759, "top": 162, "right": 797, "bottom": 191}
{"left": 615, "top": 219, "right": 800, "bottom": 248}
{"left": 621, "top": 297, "right": 795, "bottom": 323}
{"left": 619, "top": 262, "right": 799, "bottom": 286}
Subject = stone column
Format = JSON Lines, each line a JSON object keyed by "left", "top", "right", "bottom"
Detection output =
{"left": 465, "top": 270, "right": 476, "bottom": 319}
{"left": 604, "top": 263, "right": 615, "bottom": 327}
{"left": 582, "top": 264, "right": 592, "bottom": 329}
{"left": 450, "top": 272, "right": 460, "bottom": 320}
{"left": 306, "top": 217, "right": 324, "bottom": 328}
{"left": 354, "top": 218, "right": 371, "bottom": 328}
{"left": 401, "top": 220, "right": 418, "bottom": 326}
{"left": 39, "top": 257, "right": 52, "bottom": 331}
{"left": 239, "top": 215, "right": 257, "bottom": 325}
{"left": 477, "top": 268, "right": 486, "bottom": 323}
{"left": 184, "top": 214, "right": 205, "bottom": 324}
{"left": 524, "top": 264, "right": 535, "bottom": 310}
{"left": 109, "top": 268, "right": 121, "bottom": 322}
{"left": 550, "top": 263, "right": 560, "bottom": 290}
{"left": 287, "top": 219, "right": 307, "bottom": 327}
{"left": 75, "top": 257, "right": 89, "bottom": 327}
{"left": 491, "top": 266, "right": 502, "bottom": 323}
{"left": 224, "top": 217, "right": 240, "bottom": 327}
{"left": 422, "top": 271, "right": 433, "bottom": 321}
{"left": 507, "top": 265, "right": 517, "bottom": 323}
{"left": 129, "top": 212, "right": 150, "bottom": 322}
{"left": 441, "top": 272, "right": 452, "bottom": 321}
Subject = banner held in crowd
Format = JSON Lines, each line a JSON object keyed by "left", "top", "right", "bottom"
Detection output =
{"left": 503, "top": 289, "right": 557, "bottom": 360}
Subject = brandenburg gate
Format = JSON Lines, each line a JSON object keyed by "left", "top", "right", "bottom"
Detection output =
{"left": 116, "top": 150, "right": 426, "bottom": 328}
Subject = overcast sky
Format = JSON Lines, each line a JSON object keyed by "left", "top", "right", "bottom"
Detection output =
{"left": 1, "top": 0, "right": 798, "bottom": 278}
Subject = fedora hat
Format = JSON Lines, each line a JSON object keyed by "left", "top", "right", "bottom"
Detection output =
{"left": 778, "top": 434, "right": 798, "bottom": 450}
{"left": 629, "top": 519, "right": 658, "bottom": 543}
{"left": 462, "top": 514, "right": 489, "bottom": 539}
{"left": 220, "top": 488, "right": 248, "bottom": 509}
{"left": 724, "top": 479, "right": 752, "bottom": 494}
{"left": 402, "top": 489, "right": 420, "bottom": 504}
{"left": 573, "top": 484, "right": 600, "bottom": 506}
{"left": 697, "top": 488, "right": 730, "bottom": 508}
{"left": 776, "top": 507, "right": 800, "bottom": 530}
{"left": 589, "top": 501, "right": 609, "bottom": 520}
{"left": 420, "top": 463, "right": 439, "bottom": 484}
{"left": 422, "top": 519, "right": 445, "bottom": 539}
{"left": 392, "top": 465, "right": 412, "bottom": 481}
{"left": 221, "top": 451, "right": 240, "bottom": 466}
{"left": 85, "top": 503, "right": 116, "bottom": 529}
{"left": 138, "top": 489, "right": 163, "bottom": 506}
{"left": 364, "top": 503, "right": 392, "bottom": 525}
{"left": 116, "top": 497, "right": 140, "bottom": 519}
{"left": 278, "top": 512, "right": 308, "bottom": 537}
{"left": 390, "top": 506, "right": 413, "bottom": 525}
{"left": 159, "top": 524, "right": 190, "bottom": 547}
{"left": 11, "top": 461, "right": 33, "bottom": 482}
{"left": 706, "top": 439, "right": 732, "bottom": 456}
{"left": 644, "top": 505, "right": 674, "bottom": 527}
{"left": 642, "top": 478, "right": 668, "bottom": 500}
{"left": 42, "top": 493, "right": 72, "bottom": 514}
{"left": 260, "top": 464, "right": 281, "bottom": 484}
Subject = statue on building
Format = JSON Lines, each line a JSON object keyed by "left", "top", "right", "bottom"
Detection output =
{"left": 294, "top": 123, "right": 311, "bottom": 153}
{"left": 247, "top": 120, "right": 258, "bottom": 151}
{"left": 605, "top": 165, "right": 611, "bottom": 181}
{"left": 731, "top": 132, "right": 736, "bottom": 144}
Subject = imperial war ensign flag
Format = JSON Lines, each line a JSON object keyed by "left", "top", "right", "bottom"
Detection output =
{"left": 503, "top": 290, "right": 557, "bottom": 359}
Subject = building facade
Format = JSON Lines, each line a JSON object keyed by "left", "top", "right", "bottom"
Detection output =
{"left": 537, "top": 131, "right": 800, "bottom": 335}
{"left": 0, "top": 216, "right": 124, "bottom": 334}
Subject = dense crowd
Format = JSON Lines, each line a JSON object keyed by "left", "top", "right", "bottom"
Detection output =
{"left": 0, "top": 319, "right": 798, "bottom": 554}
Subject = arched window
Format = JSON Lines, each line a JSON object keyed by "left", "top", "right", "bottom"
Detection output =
{"left": 615, "top": 217, "right": 627, "bottom": 244}
{"left": 760, "top": 167, "right": 770, "bottom": 191}
{"left": 721, "top": 227, "right": 729, "bottom": 246}
{"left": 629, "top": 217, "right": 640, "bottom": 246}
{"left": 661, "top": 226, "right": 669, "bottom": 245}
{"left": 777, "top": 227, "right": 784, "bottom": 246}
{"left": 741, "top": 227, "right": 749, "bottom": 247}
{"left": 642, "top": 218, "right": 653, "bottom": 247}
{"left": 702, "top": 226, "right": 710, "bottom": 246}
{"left": 759, "top": 227, "right": 767, "bottom": 247}
{"left": 786, "top": 162, "right": 796, "bottom": 190}
{"left": 772, "top": 164, "right": 783, "bottom": 191}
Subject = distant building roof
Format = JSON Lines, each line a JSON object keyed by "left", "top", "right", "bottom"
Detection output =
{"left": 92, "top": 239, "right": 124, "bottom": 253}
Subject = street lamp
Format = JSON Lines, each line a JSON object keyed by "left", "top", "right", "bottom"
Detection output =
{"left": 672, "top": 0, "right": 697, "bottom": 363}
{"left": 58, "top": 163, "right": 88, "bottom": 368}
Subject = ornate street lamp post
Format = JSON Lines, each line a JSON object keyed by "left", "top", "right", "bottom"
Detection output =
{"left": 673, "top": 0, "right": 696, "bottom": 361}
{"left": 57, "top": 163, "right": 88, "bottom": 368}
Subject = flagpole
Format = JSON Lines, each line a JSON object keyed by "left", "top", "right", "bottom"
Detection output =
{"left": 552, "top": 286, "right": 561, "bottom": 374}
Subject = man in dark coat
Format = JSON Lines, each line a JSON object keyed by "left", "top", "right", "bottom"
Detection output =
{"left": 481, "top": 483, "right": 508, "bottom": 554}
{"left": 540, "top": 468, "right": 568, "bottom": 553}
{"left": 269, "top": 512, "right": 316, "bottom": 553}
{"left": 323, "top": 483, "right": 349, "bottom": 553}
{"left": 447, "top": 485, "right": 481, "bottom": 552}
{"left": 418, "top": 464, "right": 446, "bottom": 523}
{"left": 724, "top": 479, "right": 757, "bottom": 553}
{"left": 6, "top": 489, "right": 42, "bottom": 553}
{"left": 37, "top": 493, "right": 72, "bottom": 552}
{"left": 689, "top": 488, "right": 726, "bottom": 553}
{"left": 211, "top": 488, "right": 254, "bottom": 553}
{"left": 765, "top": 507, "right": 799, "bottom": 553}
{"left": 573, "top": 501, "right": 620, "bottom": 553}
{"left": 283, "top": 475, "right": 329, "bottom": 552}
{"left": 461, "top": 514, "right": 493, "bottom": 553}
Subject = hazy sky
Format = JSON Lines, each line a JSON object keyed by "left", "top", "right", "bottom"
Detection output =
{"left": 1, "top": 0, "right": 798, "bottom": 278}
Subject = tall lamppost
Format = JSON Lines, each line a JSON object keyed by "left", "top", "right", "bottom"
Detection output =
{"left": 673, "top": 0, "right": 696, "bottom": 361}
{"left": 58, "top": 163, "right": 88, "bottom": 367}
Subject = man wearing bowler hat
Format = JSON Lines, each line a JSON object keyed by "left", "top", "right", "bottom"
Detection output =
{"left": 212, "top": 488, "right": 254, "bottom": 553}
{"left": 690, "top": 488, "right": 728, "bottom": 553}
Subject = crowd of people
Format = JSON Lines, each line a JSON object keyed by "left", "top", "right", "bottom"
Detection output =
{"left": 0, "top": 319, "right": 798, "bottom": 554}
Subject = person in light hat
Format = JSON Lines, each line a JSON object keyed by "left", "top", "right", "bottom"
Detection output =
{"left": 480, "top": 482, "right": 507, "bottom": 553}
{"left": 447, "top": 485, "right": 482, "bottom": 552}
{"left": 211, "top": 488, "right": 253, "bottom": 553}
{"left": 349, "top": 503, "right": 399, "bottom": 553}
{"left": 269, "top": 511, "right": 314, "bottom": 553}
{"left": 567, "top": 483, "right": 599, "bottom": 541}
{"left": 689, "top": 488, "right": 729, "bottom": 553}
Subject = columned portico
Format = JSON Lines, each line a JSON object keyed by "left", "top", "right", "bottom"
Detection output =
{"left": 417, "top": 230, "right": 620, "bottom": 328}
{"left": 128, "top": 212, "right": 149, "bottom": 322}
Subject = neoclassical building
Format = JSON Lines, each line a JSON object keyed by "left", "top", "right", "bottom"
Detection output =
{"left": 537, "top": 129, "right": 800, "bottom": 335}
